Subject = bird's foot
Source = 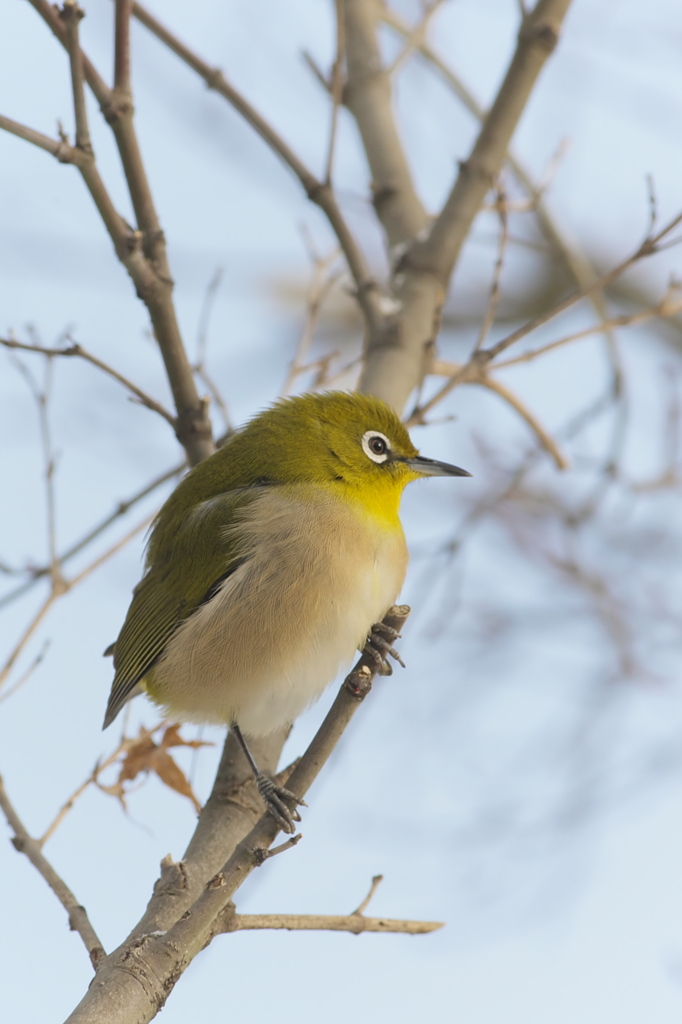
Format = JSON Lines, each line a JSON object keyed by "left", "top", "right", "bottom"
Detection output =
{"left": 255, "top": 772, "right": 306, "bottom": 835}
{"left": 363, "top": 621, "right": 405, "bottom": 676}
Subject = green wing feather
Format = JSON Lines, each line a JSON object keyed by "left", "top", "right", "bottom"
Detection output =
{"left": 103, "top": 489, "right": 258, "bottom": 727}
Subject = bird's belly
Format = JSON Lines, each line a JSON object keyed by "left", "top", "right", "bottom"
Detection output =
{"left": 147, "top": 490, "right": 407, "bottom": 736}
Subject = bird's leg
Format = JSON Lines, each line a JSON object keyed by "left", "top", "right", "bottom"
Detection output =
{"left": 230, "top": 723, "right": 306, "bottom": 835}
{"left": 363, "top": 621, "right": 406, "bottom": 676}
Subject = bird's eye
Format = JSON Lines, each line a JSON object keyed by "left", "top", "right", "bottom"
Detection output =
{"left": 362, "top": 430, "right": 391, "bottom": 464}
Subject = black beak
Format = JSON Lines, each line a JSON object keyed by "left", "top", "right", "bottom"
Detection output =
{"left": 403, "top": 455, "right": 472, "bottom": 478}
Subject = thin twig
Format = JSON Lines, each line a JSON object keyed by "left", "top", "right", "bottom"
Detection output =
{"left": 494, "top": 290, "right": 682, "bottom": 369}
{"left": 414, "top": 358, "right": 567, "bottom": 468}
{"left": 645, "top": 174, "right": 657, "bottom": 238}
{"left": 195, "top": 268, "right": 224, "bottom": 370}
{"left": 0, "top": 775, "right": 105, "bottom": 968}
{"left": 481, "top": 376, "right": 568, "bottom": 470}
{"left": 258, "top": 834, "right": 303, "bottom": 860}
{"left": 402, "top": 0, "right": 574, "bottom": 285}
{"left": 324, "top": 0, "right": 345, "bottom": 185}
{"left": 24, "top": 0, "right": 214, "bottom": 465}
{"left": 130, "top": 1, "right": 385, "bottom": 342}
{"left": 114, "top": 0, "right": 133, "bottom": 92}
{"left": 228, "top": 912, "right": 442, "bottom": 935}
{"left": 60, "top": 1, "right": 92, "bottom": 153}
{"left": 0, "top": 113, "right": 73, "bottom": 159}
{"left": 473, "top": 184, "right": 509, "bottom": 353}
{"left": 27, "top": 0, "right": 112, "bottom": 106}
{"left": 39, "top": 729, "right": 158, "bottom": 845}
{"left": 381, "top": 4, "right": 621, "bottom": 373}
{"left": 483, "top": 210, "right": 682, "bottom": 361}
{"left": 0, "top": 597, "right": 55, "bottom": 695}
{"left": 0, "top": 336, "right": 177, "bottom": 426}
{"left": 0, "top": 514, "right": 152, "bottom": 695}
{"left": 281, "top": 245, "right": 341, "bottom": 395}
{"left": 0, "top": 461, "right": 182, "bottom": 611}
{"left": 384, "top": 0, "right": 445, "bottom": 78}
{"left": 193, "top": 269, "right": 232, "bottom": 432}
{"left": 350, "top": 873, "right": 384, "bottom": 915}
{"left": 11, "top": 347, "right": 63, "bottom": 587}
{"left": 410, "top": 212, "right": 682, "bottom": 424}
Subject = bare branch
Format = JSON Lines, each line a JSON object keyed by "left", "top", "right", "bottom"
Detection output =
{"left": 384, "top": 1, "right": 445, "bottom": 78}
{"left": 193, "top": 270, "right": 233, "bottom": 433}
{"left": 0, "top": 514, "right": 151, "bottom": 695}
{"left": 0, "top": 113, "right": 73, "bottom": 160}
{"left": 0, "top": 460, "right": 183, "bottom": 611}
{"left": 484, "top": 211, "right": 682, "bottom": 361}
{"left": 410, "top": 357, "right": 567, "bottom": 469}
{"left": 404, "top": 0, "right": 574, "bottom": 285}
{"left": 494, "top": 286, "right": 682, "bottom": 369}
{"left": 60, "top": 1, "right": 92, "bottom": 153}
{"left": 65, "top": 607, "right": 411, "bottom": 1024}
{"left": 281, "top": 246, "right": 342, "bottom": 395}
{"left": 0, "top": 336, "right": 177, "bottom": 427}
{"left": 130, "top": 1, "right": 386, "bottom": 344}
{"left": 324, "top": 0, "right": 346, "bottom": 185}
{"left": 473, "top": 185, "right": 510, "bottom": 353}
{"left": 409, "top": 211, "right": 682, "bottom": 425}
{"left": 343, "top": 0, "right": 427, "bottom": 245}
{"left": 381, "top": 4, "right": 620, "bottom": 361}
{"left": 10, "top": 349, "right": 61, "bottom": 583}
{"left": 350, "top": 872, "right": 384, "bottom": 915}
{"left": 27, "top": 0, "right": 112, "bottom": 107}
{"left": 24, "top": 0, "right": 214, "bottom": 465}
{"left": 114, "top": 0, "right": 133, "bottom": 92}
{"left": 0, "top": 775, "right": 105, "bottom": 968}
{"left": 481, "top": 375, "right": 568, "bottom": 470}
{"left": 227, "top": 912, "right": 442, "bottom": 935}
{"left": 0, "top": 594, "right": 55, "bottom": 694}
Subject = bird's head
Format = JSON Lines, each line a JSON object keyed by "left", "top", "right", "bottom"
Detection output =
{"left": 242, "top": 391, "right": 471, "bottom": 500}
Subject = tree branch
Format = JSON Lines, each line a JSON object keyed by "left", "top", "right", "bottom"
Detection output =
{"left": 0, "top": 775, "right": 105, "bottom": 969}
{"left": 65, "top": 607, "right": 411, "bottom": 1024}
{"left": 324, "top": 0, "right": 345, "bottom": 185}
{"left": 130, "top": 1, "right": 386, "bottom": 346}
{"left": 0, "top": 336, "right": 177, "bottom": 426}
{"left": 408, "top": 210, "right": 682, "bottom": 425}
{"left": 343, "top": 0, "right": 427, "bottom": 245}
{"left": 481, "top": 375, "right": 568, "bottom": 470}
{"left": 225, "top": 912, "right": 443, "bottom": 935}
{"left": 113, "top": 0, "right": 133, "bottom": 92}
{"left": 24, "top": 0, "right": 214, "bottom": 465}
{"left": 60, "top": 1, "right": 92, "bottom": 153}
{"left": 483, "top": 210, "right": 682, "bottom": 361}
{"left": 381, "top": 4, "right": 621, "bottom": 369}
{"left": 0, "top": 513, "right": 152, "bottom": 696}
{"left": 0, "top": 460, "right": 183, "bottom": 611}
{"left": 403, "top": 0, "right": 574, "bottom": 285}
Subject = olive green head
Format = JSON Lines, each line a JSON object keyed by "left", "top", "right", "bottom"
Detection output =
{"left": 239, "top": 390, "right": 469, "bottom": 487}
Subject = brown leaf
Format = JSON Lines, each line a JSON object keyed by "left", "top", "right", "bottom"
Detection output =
{"left": 150, "top": 748, "right": 203, "bottom": 814}
{"left": 96, "top": 724, "right": 212, "bottom": 814}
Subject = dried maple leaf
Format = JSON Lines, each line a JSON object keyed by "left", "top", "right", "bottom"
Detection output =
{"left": 97, "top": 723, "right": 212, "bottom": 814}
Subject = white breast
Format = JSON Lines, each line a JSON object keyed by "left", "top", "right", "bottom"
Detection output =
{"left": 151, "top": 486, "right": 408, "bottom": 737}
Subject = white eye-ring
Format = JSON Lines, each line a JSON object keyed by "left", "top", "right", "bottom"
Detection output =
{"left": 362, "top": 430, "right": 391, "bottom": 463}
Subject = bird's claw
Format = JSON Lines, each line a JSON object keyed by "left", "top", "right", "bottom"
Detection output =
{"left": 363, "top": 622, "right": 405, "bottom": 675}
{"left": 255, "top": 772, "right": 306, "bottom": 834}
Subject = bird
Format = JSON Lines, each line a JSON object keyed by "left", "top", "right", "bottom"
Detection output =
{"left": 103, "top": 391, "right": 470, "bottom": 831}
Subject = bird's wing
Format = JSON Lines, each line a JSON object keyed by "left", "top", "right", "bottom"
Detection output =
{"left": 103, "top": 489, "right": 257, "bottom": 728}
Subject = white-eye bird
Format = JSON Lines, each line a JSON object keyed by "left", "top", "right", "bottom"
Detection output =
{"left": 103, "top": 391, "right": 470, "bottom": 830}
